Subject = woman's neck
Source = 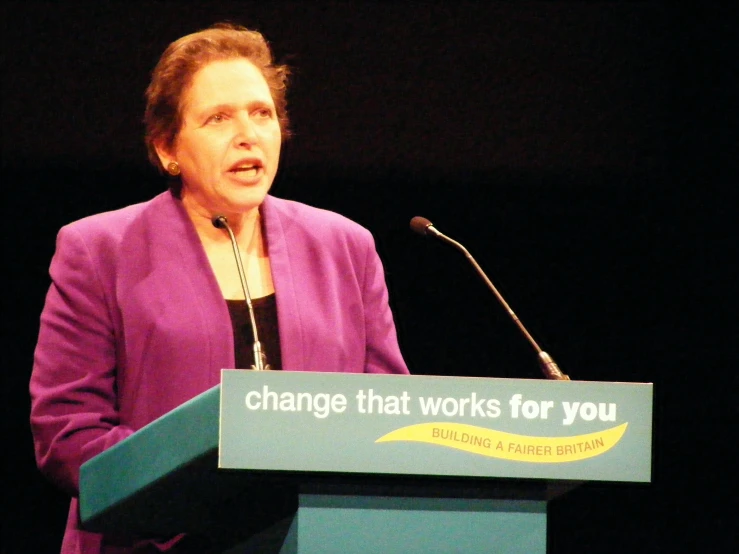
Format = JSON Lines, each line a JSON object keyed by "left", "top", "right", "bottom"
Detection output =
{"left": 181, "top": 192, "right": 263, "bottom": 252}
{"left": 180, "top": 192, "right": 273, "bottom": 299}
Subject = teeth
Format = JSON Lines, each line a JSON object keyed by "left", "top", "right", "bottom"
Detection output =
{"left": 233, "top": 166, "right": 258, "bottom": 176}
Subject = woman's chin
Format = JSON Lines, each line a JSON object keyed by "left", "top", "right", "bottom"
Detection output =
{"left": 218, "top": 187, "right": 271, "bottom": 216}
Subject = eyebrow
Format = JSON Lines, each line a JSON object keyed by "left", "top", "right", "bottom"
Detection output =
{"left": 196, "top": 100, "right": 274, "bottom": 118}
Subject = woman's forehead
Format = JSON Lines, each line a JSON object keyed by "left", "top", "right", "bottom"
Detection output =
{"left": 182, "top": 58, "right": 274, "bottom": 113}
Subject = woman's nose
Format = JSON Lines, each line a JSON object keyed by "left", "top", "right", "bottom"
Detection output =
{"left": 234, "top": 115, "right": 258, "bottom": 146}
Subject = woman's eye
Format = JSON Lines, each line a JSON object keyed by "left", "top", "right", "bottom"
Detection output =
{"left": 207, "top": 113, "right": 225, "bottom": 124}
{"left": 254, "top": 108, "right": 273, "bottom": 119}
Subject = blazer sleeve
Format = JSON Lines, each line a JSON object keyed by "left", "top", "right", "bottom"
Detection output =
{"left": 30, "top": 225, "right": 134, "bottom": 496}
{"left": 359, "top": 231, "right": 409, "bottom": 375}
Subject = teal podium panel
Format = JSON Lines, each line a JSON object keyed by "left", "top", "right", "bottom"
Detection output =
{"left": 277, "top": 495, "right": 546, "bottom": 554}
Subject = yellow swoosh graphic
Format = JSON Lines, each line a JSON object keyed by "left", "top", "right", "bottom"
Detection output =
{"left": 376, "top": 422, "right": 628, "bottom": 463}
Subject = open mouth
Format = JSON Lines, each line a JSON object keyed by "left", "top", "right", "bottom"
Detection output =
{"left": 229, "top": 160, "right": 263, "bottom": 178}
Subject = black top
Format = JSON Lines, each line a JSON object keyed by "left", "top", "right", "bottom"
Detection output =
{"left": 226, "top": 294, "right": 282, "bottom": 370}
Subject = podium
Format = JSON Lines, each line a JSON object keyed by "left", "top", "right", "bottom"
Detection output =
{"left": 80, "top": 371, "right": 653, "bottom": 553}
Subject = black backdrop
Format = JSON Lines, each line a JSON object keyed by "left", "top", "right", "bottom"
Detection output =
{"left": 3, "top": 2, "right": 736, "bottom": 552}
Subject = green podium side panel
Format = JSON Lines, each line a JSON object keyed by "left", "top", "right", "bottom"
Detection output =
{"left": 80, "top": 386, "right": 222, "bottom": 533}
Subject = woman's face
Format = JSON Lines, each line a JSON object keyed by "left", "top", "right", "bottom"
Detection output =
{"left": 158, "top": 57, "right": 282, "bottom": 219}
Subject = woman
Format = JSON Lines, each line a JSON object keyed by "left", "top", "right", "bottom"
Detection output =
{"left": 30, "top": 23, "right": 408, "bottom": 553}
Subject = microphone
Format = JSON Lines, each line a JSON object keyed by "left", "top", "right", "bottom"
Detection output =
{"left": 212, "top": 215, "right": 269, "bottom": 371}
{"left": 410, "top": 216, "right": 570, "bottom": 381}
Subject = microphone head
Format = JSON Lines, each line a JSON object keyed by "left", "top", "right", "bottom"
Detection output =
{"left": 212, "top": 215, "right": 228, "bottom": 229}
{"left": 410, "top": 216, "right": 434, "bottom": 237}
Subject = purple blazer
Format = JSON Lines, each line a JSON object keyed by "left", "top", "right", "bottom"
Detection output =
{"left": 30, "top": 191, "right": 408, "bottom": 553}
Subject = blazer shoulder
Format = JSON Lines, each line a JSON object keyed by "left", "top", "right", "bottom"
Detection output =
{"left": 266, "top": 195, "right": 373, "bottom": 242}
{"left": 59, "top": 192, "right": 172, "bottom": 245}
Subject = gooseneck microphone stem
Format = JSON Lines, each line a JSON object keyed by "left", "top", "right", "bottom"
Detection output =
{"left": 433, "top": 229, "right": 544, "bottom": 354}
{"left": 410, "top": 216, "right": 569, "bottom": 381}
{"left": 212, "top": 215, "right": 268, "bottom": 371}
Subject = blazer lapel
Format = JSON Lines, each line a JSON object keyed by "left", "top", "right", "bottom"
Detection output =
{"left": 151, "top": 191, "right": 235, "bottom": 382}
{"left": 262, "top": 196, "right": 306, "bottom": 372}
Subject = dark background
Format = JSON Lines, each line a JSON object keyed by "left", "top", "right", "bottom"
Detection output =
{"left": 3, "top": 2, "right": 736, "bottom": 552}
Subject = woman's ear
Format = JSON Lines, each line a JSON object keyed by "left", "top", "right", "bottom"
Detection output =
{"left": 153, "top": 139, "right": 174, "bottom": 170}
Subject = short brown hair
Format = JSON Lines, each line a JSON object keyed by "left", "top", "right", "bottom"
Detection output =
{"left": 144, "top": 23, "right": 290, "bottom": 172}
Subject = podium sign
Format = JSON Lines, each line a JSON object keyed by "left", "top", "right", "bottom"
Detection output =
{"left": 220, "top": 371, "right": 652, "bottom": 482}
